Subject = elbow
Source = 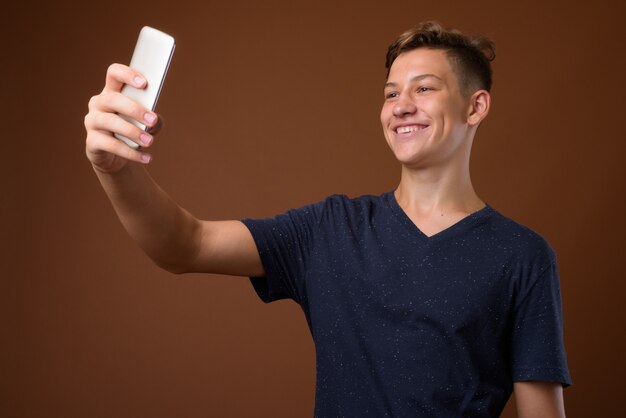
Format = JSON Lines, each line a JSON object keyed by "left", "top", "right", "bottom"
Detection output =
{"left": 158, "top": 261, "right": 192, "bottom": 275}
{"left": 145, "top": 236, "right": 201, "bottom": 275}
{"left": 148, "top": 215, "right": 204, "bottom": 275}
{"left": 148, "top": 256, "right": 190, "bottom": 275}
{"left": 141, "top": 236, "right": 199, "bottom": 274}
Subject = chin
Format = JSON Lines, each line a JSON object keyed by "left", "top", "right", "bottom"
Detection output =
{"left": 389, "top": 145, "right": 429, "bottom": 166}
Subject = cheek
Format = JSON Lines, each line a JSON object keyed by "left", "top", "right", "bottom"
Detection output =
{"left": 380, "top": 105, "right": 391, "bottom": 125}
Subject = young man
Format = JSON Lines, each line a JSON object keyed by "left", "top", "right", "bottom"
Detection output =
{"left": 85, "top": 22, "right": 570, "bottom": 417}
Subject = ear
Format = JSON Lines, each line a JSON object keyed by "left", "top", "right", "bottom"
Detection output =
{"left": 466, "top": 90, "right": 491, "bottom": 127}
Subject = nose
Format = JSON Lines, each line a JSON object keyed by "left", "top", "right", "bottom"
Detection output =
{"left": 392, "top": 94, "right": 417, "bottom": 117}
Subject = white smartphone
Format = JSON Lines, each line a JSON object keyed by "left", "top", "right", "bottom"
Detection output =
{"left": 115, "top": 26, "right": 176, "bottom": 149}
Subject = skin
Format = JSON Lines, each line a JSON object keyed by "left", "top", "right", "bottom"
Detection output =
{"left": 84, "top": 50, "right": 566, "bottom": 417}
{"left": 514, "top": 381, "right": 566, "bottom": 418}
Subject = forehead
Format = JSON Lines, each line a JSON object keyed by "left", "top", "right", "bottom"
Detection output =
{"left": 386, "top": 48, "right": 455, "bottom": 84}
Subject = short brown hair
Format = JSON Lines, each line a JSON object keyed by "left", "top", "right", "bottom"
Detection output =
{"left": 385, "top": 21, "right": 496, "bottom": 96}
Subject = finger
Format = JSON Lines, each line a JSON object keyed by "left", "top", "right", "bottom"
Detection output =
{"left": 87, "top": 130, "right": 152, "bottom": 164}
{"left": 146, "top": 113, "right": 164, "bottom": 135}
{"left": 88, "top": 92, "right": 158, "bottom": 129}
{"left": 103, "top": 63, "right": 147, "bottom": 93}
{"left": 85, "top": 111, "right": 154, "bottom": 148}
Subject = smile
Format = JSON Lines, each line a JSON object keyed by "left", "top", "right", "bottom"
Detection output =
{"left": 394, "top": 124, "right": 429, "bottom": 134}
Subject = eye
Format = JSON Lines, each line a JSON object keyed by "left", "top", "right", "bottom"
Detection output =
{"left": 417, "top": 86, "right": 431, "bottom": 93}
{"left": 385, "top": 91, "right": 399, "bottom": 99}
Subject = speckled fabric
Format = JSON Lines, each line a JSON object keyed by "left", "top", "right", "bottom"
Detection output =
{"left": 242, "top": 192, "right": 571, "bottom": 417}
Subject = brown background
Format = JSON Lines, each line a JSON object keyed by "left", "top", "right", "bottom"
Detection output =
{"left": 2, "top": 0, "right": 624, "bottom": 416}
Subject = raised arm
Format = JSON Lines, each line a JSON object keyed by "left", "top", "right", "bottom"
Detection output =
{"left": 84, "top": 64, "right": 264, "bottom": 277}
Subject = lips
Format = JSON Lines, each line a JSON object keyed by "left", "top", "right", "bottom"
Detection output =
{"left": 393, "top": 123, "right": 430, "bottom": 136}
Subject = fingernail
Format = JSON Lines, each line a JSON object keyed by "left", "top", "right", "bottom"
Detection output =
{"left": 140, "top": 133, "right": 153, "bottom": 146}
{"left": 141, "top": 153, "right": 152, "bottom": 163}
{"left": 134, "top": 76, "right": 146, "bottom": 87}
{"left": 144, "top": 113, "right": 157, "bottom": 124}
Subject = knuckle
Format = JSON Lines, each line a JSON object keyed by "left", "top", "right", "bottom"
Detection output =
{"left": 85, "top": 132, "right": 97, "bottom": 149}
{"left": 87, "top": 94, "right": 99, "bottom": 110}
{"left": 85, "top": 131, "right": 104, "bottom": 154}
{"left": 99, "top": 91, "right": 112, "bottom": 104}
{"left": 83, "top": 112, "right": 92, "bottom": 128}
{"left": 107, "top": 62, "right": 121, "bottom": 74}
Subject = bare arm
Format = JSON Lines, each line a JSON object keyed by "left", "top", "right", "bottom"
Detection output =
{"left": 514, "top": 381, "right": 566, "bottom": 418}
{"left": 85, "top": 64, "right": 264, "bottom": 277}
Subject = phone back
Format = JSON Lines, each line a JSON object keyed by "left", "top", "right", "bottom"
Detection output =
{"left": 116, "top": 26, "right": 175, "bottom": 148}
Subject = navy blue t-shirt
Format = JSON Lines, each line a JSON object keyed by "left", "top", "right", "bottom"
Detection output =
{"left": 242, "top": 192, "right": 571, "bottom": 417}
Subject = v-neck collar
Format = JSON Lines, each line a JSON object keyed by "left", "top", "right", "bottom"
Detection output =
{"left": 384, "top": 191, "right": 494, "bottom": 242}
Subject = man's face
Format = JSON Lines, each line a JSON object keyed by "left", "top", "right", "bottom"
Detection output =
{"left": 380, "top": 48, "right": 474, "bottom": 170}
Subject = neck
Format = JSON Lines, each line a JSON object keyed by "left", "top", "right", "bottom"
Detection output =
{"left": 394, "top": 160, "right": 484, "bottom": 217}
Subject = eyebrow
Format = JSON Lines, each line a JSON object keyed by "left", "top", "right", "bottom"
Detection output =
{"left": 384, "top": 74, "right": 443, "bottom": 89}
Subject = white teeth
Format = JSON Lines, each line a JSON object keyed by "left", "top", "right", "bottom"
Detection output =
{"left": 396, "top": 125, "right": 425, "bottom": 134}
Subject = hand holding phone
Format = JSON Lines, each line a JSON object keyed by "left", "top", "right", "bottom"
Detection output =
{"left": 114, "top": 26, "right": 176, "bottom": 149}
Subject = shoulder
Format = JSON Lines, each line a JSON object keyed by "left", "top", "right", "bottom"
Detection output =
{"left": 315, "top": 192, "right": 393, "bottom": 222}
{"left": 485, "top": 207, "right": 557, "bottom": 264}
{"left": 253, "top": 193, "right": 391, "bottom": 233}
{"left": 480, "top": 208, "right": 558, "bottom": 292}
{"left": 477, "top": 208, "right": 566, "bottom": 313}
{"left": 321, "top": 192, "right": 390, "bottom": 206}
{"left": 320, "top": 192, "right": 391, "bottom": 211}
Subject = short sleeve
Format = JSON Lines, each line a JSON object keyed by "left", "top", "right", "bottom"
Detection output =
{"left": 510, "top": 260, "right": 572, "bottom": 387}
{"left": 241, "top": 201, "right": 323, "bottom": 305}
